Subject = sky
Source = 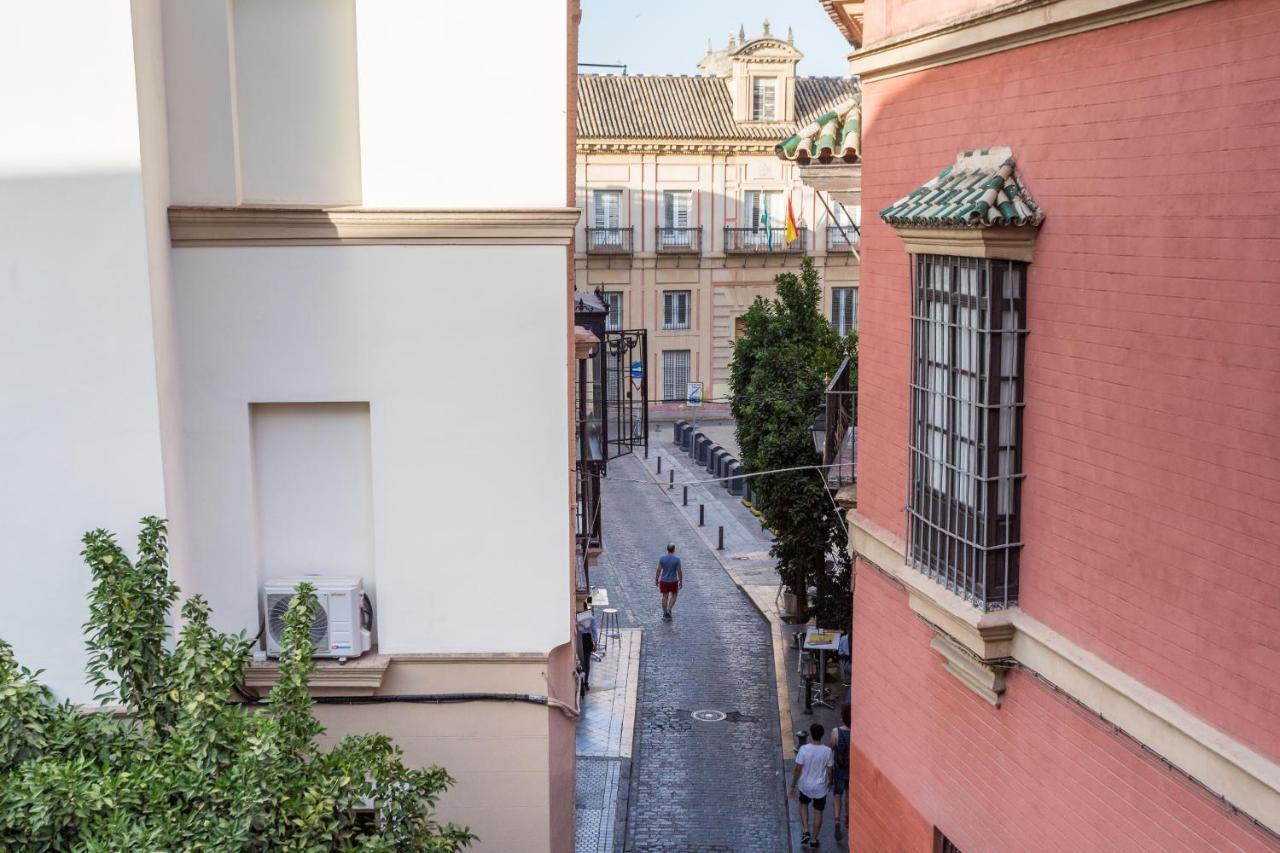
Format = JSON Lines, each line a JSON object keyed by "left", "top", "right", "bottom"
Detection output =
{"left": 578, "top": 0, "right": 852, "bottom": 78}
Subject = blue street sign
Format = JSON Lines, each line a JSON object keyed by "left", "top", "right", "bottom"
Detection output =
{"left": 687, "top": 382, "right": 704, "bottom": 407}
{"left": 630, "top": 360, "right": 643, "bottom": 390}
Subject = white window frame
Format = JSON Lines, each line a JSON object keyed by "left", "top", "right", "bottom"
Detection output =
{"left": 831, "top": 287, "right": 858, "bottom": 336}
{"left": 661, "top": 190, "right": 694, "bottom": 250}
{"left": 751, "top": 77, "right": 778, "bottom": 121}
{"left": 592, "top": 189, "right": 621, "bottom": 229}
{"left": 663, "top": 291, "right": 691, "bottom": 331}
{"left": 602, "top": 291, "right": 623, "bottom": 332}
{"left": 662, "top": 350, "right": 691, "bottom": 402}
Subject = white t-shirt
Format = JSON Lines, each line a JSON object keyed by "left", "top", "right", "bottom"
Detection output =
{"left": 795, "top": 743, "right": 834, "bottom": 798}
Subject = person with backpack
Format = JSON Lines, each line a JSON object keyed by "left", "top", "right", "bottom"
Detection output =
{"left": 829, "top": 703, "right": 852, "bottom": 842}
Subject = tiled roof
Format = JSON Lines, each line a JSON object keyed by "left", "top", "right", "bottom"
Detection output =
{"left": 576, "top": 75, "right": 858, "bottom": 140}
{"left": 775, "top": 96, "right": 860, "bottom": 164}
{"left": 880, "top": 148, "right": 1045, "bottom": 228}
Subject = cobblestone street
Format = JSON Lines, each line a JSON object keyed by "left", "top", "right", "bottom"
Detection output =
{"left": 590, "top": 452, "right": 790, "bottom": 852}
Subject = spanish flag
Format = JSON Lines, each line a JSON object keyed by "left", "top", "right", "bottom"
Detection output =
{"left": 785, "top": 197, "right": 799, "bottom": 245}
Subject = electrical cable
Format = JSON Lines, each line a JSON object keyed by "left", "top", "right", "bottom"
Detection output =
{"left": 230, "top": 691, "right": 579, "bottom": 719}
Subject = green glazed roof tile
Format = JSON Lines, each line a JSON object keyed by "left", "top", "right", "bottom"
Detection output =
{"left": 775, "top": 95, "right": 861, "bottom": 164}
{"left": 879, "top": 148, "right": 1044, "bottom": 229}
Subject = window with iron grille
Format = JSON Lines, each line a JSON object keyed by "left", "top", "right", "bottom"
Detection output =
{"left": 663, "top": 291, "right": 691, "bottom": 330}
{"left": 831, "top": 287, "right": 858, "bottom": 336}
{"left": 751, "top": 77, "right": 777, "bottom": 121}
{"left": 602, "top": 291, "right": 623, "bottom": 332}
{"left": 908, "top": 255, "right": 1027, "bottom": 610}
{"left": 662, "top": 350, "right": 690, "bottom": 402}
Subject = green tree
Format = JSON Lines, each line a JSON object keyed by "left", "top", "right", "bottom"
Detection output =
{"left": 0, "top": 517, "right": 474, "bottom": 851}
{"left": 730, "top": 256, "right": 852, "bottom": 624}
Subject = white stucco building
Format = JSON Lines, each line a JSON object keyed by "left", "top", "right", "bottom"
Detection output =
{"left": 0, "top": 2, "right": 581, "bottom": 849}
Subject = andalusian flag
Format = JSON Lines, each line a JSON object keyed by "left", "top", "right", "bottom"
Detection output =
{"left": 785, "top": 197, "right": 799, "bottom": 245}
{"left": 761, "top": 194, "right": 773, "bottom": 252}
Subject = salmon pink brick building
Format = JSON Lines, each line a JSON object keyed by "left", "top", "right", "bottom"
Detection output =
{"left": 839, "top": 0, "right": 1280, "bottom": 848}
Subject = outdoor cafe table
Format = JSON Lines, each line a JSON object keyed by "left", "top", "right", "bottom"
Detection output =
{"left": 802, "top": 627, "right": 841, "bottom": 710}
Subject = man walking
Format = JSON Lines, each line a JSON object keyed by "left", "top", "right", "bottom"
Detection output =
{"left": 791, "top": 722, "right": 834, "bottom": 848}
{"left": 655, "top": 543, "right": 682, "bottom": 620}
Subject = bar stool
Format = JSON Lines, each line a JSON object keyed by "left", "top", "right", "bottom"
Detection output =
{"left": 595, "top": 608, "right": 620, "bottom": 658}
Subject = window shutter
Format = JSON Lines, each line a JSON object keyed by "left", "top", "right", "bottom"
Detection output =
{"left": 594, "top": 191, "right": 619, "bottom": 229}
{"left": 662, "top": 350, "right": 690, "bottom": 401}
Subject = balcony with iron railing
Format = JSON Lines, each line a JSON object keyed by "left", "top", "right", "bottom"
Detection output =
{"left": 655, "top": 227, "right": 702, "bottom": 254}
{"left": 818, "top": 354, "right": 856, "bottom": 489}
{"left": 827, "top": 223, "right": 860, "bottom": 253}
{"left": 724, "top": 226, "right": 808, "bottom": 255}
{"left": 585, "top": 227, "right": 633, "bottom": 255}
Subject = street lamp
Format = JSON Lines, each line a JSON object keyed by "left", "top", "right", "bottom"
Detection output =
{"left": 809, "top": 406, "right": 827, "bottom": 457}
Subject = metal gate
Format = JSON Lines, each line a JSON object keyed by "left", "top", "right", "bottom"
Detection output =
{"left": 602, "top": 329, "right": 648, "bottom": 461}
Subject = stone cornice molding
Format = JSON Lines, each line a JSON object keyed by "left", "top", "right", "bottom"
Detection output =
{"left": 850, "top": 0, "right": 1215, "bottom": 82}
{"left": 169, "top": 206, "right": 580, "bottom": 247}
{"left": 578, "top": 139, "right": 779, "bottom": 156}
{"left": 891, "top": 224, "right": 1040, "bottom": 262}
{"left": 733, "top": 37, "right": 803, "bottom": 60}
{"left": 848, "top": 509, "right": 1280, "bottom": 835}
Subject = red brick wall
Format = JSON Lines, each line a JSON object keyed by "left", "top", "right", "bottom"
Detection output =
{"left": 856, "top": 0, "right": 1280, "bottom": 760}
{"left": 850, "top": 565, "right": 1275, "bottom": 851}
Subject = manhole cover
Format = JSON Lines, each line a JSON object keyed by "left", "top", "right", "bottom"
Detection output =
{"left": 691, "top": 709, "right": 727, "bottom": 722}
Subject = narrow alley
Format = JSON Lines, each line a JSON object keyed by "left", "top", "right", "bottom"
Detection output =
{"left": 584, "top": 451, "right": 790, "bottom": 852}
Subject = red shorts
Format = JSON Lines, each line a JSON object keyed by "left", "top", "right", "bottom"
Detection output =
{"left": 659, "top": 580, "right": 680, "bottom": 594}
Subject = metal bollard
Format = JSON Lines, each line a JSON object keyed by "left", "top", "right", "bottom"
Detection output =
{"left": 657, "top": 456, "right": 662, "bottom": 474}
{"left": 718, "top": 526, "right": 724, "bottom": 550}
{"left": 699, "top": 505, "right": 705, "bottom": 527}
{"left": 668, "top": 470, "right": 674, "bottom": 490}
{"left": 682, "top": 485, "right": 688, "bottom": 506}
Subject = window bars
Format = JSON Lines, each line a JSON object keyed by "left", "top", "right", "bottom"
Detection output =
{"left": 907, "top": 254, "right": 1027, "bottom": 610}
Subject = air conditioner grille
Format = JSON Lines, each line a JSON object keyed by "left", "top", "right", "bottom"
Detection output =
{"left": 266, "top": 593, "right": 329, "bottom": 649}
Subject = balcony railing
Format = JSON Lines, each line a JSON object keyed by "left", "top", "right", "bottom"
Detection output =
{"left": 827, "top": 224, "right": 860, "bottom": 253}
{"left": 585, "top": 227, "right": 633, "bottom": 255}
{"left": 724, "top": 226, "right": 808, "bottom": 254}
{"left": 821, "top": 354, "right": 857, "bottom": 489}
{"left": 655, "top": 227, "right": 702, "bottom": 254}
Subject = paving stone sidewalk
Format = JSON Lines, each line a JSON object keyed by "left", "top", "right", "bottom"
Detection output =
{"left": 576, "top": 628, "right": 640, "bottom": 853}
{"left": 592, "top": 452, "right": 790, "bottom": 852}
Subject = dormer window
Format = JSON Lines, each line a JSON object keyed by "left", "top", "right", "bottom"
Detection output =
{"left": 751, "top": 77, "right": 777, "bottom": 121}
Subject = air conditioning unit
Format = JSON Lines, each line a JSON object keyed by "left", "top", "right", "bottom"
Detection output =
{"left": 263, "top": 576, "right": 372, "bottom": 659}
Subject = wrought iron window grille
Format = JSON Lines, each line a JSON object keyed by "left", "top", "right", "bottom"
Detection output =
{"left": 906, "top": 254, "right": 1028, "bottom": 610}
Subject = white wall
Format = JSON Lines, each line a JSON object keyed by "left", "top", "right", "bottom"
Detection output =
{"left": 250, "top": 403, "right": 377, "bottom": 621}
{"left": 161, "top": 0, "right": 240, "bottom": 204}
{"left": 170, "top": 245, "right": 571, "bottom": 654}
{"left": 0, "top": 3, "right": 166, "bottom": 700}
{"left": 355, "top": 0, "right": 568, "bottom": 207}
{"left": 232, "top": 0, "right": 362, "bottom": 205}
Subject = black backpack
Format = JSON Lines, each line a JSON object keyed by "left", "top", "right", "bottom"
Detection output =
{"left": 834, "top": 727, "right": 851, "bottom": 771}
